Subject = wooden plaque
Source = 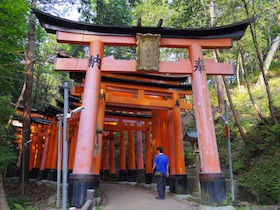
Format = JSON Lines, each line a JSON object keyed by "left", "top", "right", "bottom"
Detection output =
{"left": 136, "top": 33, "right": 160, "bottom": 71}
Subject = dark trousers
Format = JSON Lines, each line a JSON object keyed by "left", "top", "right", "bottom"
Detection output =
{"left": 156, "top": 176, "right": 166, "bottom": 198}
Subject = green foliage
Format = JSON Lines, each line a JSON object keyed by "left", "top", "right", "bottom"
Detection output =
{"left": 238, "top": 142, "right": 280, "bottom": 204}
{"left": 8, "top": 197, "right": 37, "bottom": 210}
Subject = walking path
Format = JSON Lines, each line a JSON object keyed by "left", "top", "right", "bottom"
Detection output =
{"left": 100, "top": 183, "right": 199, "bottom": 210}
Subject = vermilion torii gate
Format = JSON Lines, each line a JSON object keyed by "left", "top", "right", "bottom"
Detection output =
{"left": 33, "top": 9, "right": 252, "bottom": 207}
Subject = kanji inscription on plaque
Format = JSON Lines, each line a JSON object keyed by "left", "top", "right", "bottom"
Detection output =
{"left": 136, "top": 33, "right": 160, "bottom": 71}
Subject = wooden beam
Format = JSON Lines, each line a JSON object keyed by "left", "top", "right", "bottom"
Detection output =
{"left": 57, "top": 32, "right": 233, "bottom": 49}
{"left": 55, "top": 57, "right": 233, "bottom": 75}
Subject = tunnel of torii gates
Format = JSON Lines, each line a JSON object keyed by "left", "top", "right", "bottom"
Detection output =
{"left": 15, "top": 9, "right": 252, "bottom": 207}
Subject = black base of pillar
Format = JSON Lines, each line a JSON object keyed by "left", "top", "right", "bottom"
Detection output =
{"left": 29, "top": 168, "right": 39, "bottom": 179}
{"left": 109, "top": 174, "right": 117, "bottom": 181}
{"left": 136, "top": 169, "right": 145, "bottom": 183}
{"left": 68, "top": 173, "right": 95, "bottom": 208}
{"left": 200, "top": 172, "right": 226, "bottom": 205}
{"left": 145, "top": 173, "right": 153, "bottom": 184}
{"left": 119, "top": 170, "right": 127, "bottom": 181}
{"left": 48, "top": 169, "right": 56, "bottom": 181}
{"left": 101, "top": 170, "right": 110, "bottom": 181}
{"left": 37, "top": 170, "right": 44, "bottom": 180}
{"left": 127, "top": 169, "right": 137, "bottom": 182}
{"left": 169, "top": 174, "right": 188, "bottom": 194}
{"left": 42, "top": 169, "right": 50, "bottom": 180}
{"left": 93, "top": 175, "right": 101, "bottom": 197}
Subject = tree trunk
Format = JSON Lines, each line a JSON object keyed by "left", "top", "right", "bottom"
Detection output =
{"left": 242, "top": 0, "right": 278, "bottom": 125}
{"left": 238, "top": 43, "right": 264, "bottom": 120}
{"left": 222, "top": 76, "right": 248, "bottom": 143}
{"left": 214, "top": 50, "right": 225, "bottom": 111}
{"left": 0, "top": 172, "right": 9, "bottom": 210}
{"left": 256, "top": 33, "right": 280, "bottom": 85}
{"left": 208, "top": 2, "right": 225, "bottom": 111}
{"left": 21, "top": 0, "right": 37, "bottom": 193}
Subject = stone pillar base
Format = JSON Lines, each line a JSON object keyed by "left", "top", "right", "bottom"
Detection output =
{"left": 136, "top": 169, "right": 145, "bottom": 183}
{"left": 119, "top": 170, "right": 127, "bottom": 181}
{"left": 127, "top": 169, "right": 136, "bottom": 182}
{"left": 169, "top": 174, "right": 188, "bottom": 194}
{"left": 145, "top": 173, "right": 153, "bottom": 184}
{"left": 200, "top": 172, "right": 226, "bottom": 205}
{"left": 68, "top": 173, "right": 95, "bottom": 208}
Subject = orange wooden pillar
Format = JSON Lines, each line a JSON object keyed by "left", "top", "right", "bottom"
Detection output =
{"left": 169, "top": 92, "right": 188, "bottom": 194}
{"left": 34, "top": 130, "right": 44, "bottom": 175}
{"left": 119, "top": 122, "right": 127, "bottom": 181}
{"left": 45, "top": 125, "right": 56, "bottom": 179}
{"left": 68, "top": 40, "right": 104, "bottom": 207}
{"left": 167, "top": 109, "right": 176, "bottom": 176}
{"left": 38, "top": 128, "right": 50, "bottom": 180}
{"left": 189, "top": 44, "right": 226, "bottom": 204}
{"left": 160, "top": 110, "right": 169, "bottom": 159}
{"left": 127, "top": 124, "right": 136, "bottom": 182}
{"left": 109, "top": 133, "right": 116, "bottom": 180}
{"left": 48, "top": 125, "right": 57, "bottom": 181}
{"left": 50, "top": 125, "right": 59, "bottom": 181}
{"left": 92, "top": 85, "right": 106, "bottom": 196}
{"left": 151, "top": 110, "right": 161, "bottom": 158}
{"left": 68, "top": 120, "right": 79, "bottom": 171}
{"left": 29, "top": 133, "right": 38, "bottom": 178}
{"left": 136, "top": 121, "right": 145, "bottom": 183}
{"left": 102, "top": 137, "right": 110, "bottom": 181}
{"left": 145, "top": 127, "right": 152, "bottom": 184}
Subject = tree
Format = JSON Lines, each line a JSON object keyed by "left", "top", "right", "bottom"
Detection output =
{"left": 242, "top": 0, "right": 278, "bottom": 125}
{"left": 22, "top": 0, "right": 37, "bottom": 193}
{"left": 0, "top": 0, "right": 29, "bottom": 205}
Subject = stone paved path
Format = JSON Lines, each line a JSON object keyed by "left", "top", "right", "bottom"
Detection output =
{"left": 100, "top": 183, "right": 199, "bottom": 210}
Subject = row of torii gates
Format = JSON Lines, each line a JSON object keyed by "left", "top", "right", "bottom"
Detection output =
{"left": 27, "top": 9, "right": 252, "bottom": 208}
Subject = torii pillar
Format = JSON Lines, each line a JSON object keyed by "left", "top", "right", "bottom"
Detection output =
{"left": 189, "top": 44, "right": 226, "bottom": 204}
{"left": 68, "top": 40, "right": 104, "bottom": 207}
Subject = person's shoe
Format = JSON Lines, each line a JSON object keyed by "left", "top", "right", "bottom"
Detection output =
{"left": 156, "top": 197, "right": 164, "bottom": 200}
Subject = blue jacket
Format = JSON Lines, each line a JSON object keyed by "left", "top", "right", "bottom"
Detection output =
{"left": 154, "top": 153, "right": 169, "bottom": 176}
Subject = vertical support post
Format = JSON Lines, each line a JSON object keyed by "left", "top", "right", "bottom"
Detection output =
{"left": 62, "top": 81, "right": 69, "bottom": 210}
{"left": 57, "top": 116, "right": 62, "bottom": 208}
{"left": 93, "top": 84, "right": 106, "bottom": 197}
{"left": 224, "top": 100, "right": 234, "bottom": 202}
{"left": 128, "top": 124, "right": 136, "bottom": 182}
{"left": 102, "top": 138, "right": 110, "bottom": 181}
{"left": 173, "top": 92, "right": 185, "bottom": 175}
{"left": 145, "top": 127, "right": 152, "bottom": 184}
{"left": 49, "top": 126, "right": 58, "bottom": 181}
{"left": 169, "top": 92, "right": 188, "bottom": 194}
{"left": 68, "top": 40, "right": 104, "bottom": 208}
{"left": 166, "top": 109, "right": 176, "bottom": 176}
{"left": 189, "top": 44, "right": 226, "bottom": 204}
{"left": 160, "top": 110, "right": 169, "bottom": 158}
{"left": 136, "top": 121, "right": 145, "bottom": 183}
{"left": 151, "top": 110, "right": 161, "bottom": 158}
{"left": 119, "top": 127, "right": 127, "bottom": 181}
{"left": 109, "top": 136, "right": 116, "bottom": 180}
{"left": 93, "top": 85, "right": 106, "bottom": 175}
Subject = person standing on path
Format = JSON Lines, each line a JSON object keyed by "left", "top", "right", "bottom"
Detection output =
{"left": 152, "top": 146, "right": 169, "bottom": 200}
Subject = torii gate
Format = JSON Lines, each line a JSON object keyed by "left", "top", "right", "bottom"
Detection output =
{"left": 33, "top": 9, "right": 252, "bottom": 207}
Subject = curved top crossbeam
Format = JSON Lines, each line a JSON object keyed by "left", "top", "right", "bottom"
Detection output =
{"left": 32, "top": 8, "right": 254, "bottom": 41}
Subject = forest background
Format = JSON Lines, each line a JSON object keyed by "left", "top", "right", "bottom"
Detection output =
{"left": 0, "top": 0, "right": 279, "bottom": 208}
